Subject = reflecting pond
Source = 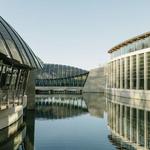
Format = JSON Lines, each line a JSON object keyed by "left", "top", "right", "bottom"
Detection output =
{"left": 1, "top": 93, "right": 150, "bottom": 150}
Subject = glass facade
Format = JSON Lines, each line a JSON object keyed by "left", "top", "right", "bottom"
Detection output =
{"left": 110, "top": 35, "right": 150, "bottom": 59}
{"left": 132, "top": 55, "right": 136, "bottom": 89}
{"left": 106, "top": 32, "right": 150, "bottom": 91}
{"left": 0, "top": 17, "right": 43, "bottom": 69}
{"left": 0, "top": 17, "right": 42, "bottom": 110}
{"left": 36, "top": 64, "right": 89, "bottom": 87}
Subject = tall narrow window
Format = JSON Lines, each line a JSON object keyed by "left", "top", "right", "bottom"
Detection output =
{"left": 127, "top": 57, "right": 130, "bottom": 89}
{"left": 139, "top": 54, "right": 144, "bottom": 89}
{"left": 147, "top": 52, "right": 150, "bottom": 90}
{"left": 132, "top": 55, "right": 136, "bottom": 89}
{"left": 118, "top": 60, "right": 120, "bottom": 88}
{"left": 122, "top": 59, "right": 125, "bottom": 89}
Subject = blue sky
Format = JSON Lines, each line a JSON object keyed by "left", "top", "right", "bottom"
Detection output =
{"left": 0, "top": 0, "right": 150, "bottom": 70}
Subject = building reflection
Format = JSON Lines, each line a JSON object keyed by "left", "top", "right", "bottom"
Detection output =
{"left": 0, "top": 93, "right": 106, "bottom": 150}
{"left": 107, "top": 95, "right": 150, "bottom": 150}
{"left": 35, "top": 93, "right": 106, "bottom": 120}
{"left": 83, "top": 93, "right": 105, "bottom": 118}
{"left": 35, "top": 95, "right": 88, "bottom": 119}
{"left": 0, "top": 111, "right": 35, "bottom": 150}
{"left": 0, "top": 117, "right": 26, "bottom": 150}
{"left": 24, "top": 111, "right": 35, "bottom": 150}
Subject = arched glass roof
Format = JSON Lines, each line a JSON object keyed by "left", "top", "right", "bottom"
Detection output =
{"left": 37, "top": 64, "right": 89, "bottom": 79}
{"left": 0, "top": 16, "right": 42, "bottom": 69}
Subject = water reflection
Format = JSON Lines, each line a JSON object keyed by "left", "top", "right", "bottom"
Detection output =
{"left": 35, "top": 94, "right": 106, "bottom": 119}
{"left": 0, "top": 111, "right": 35, "bottom": 150}
{"left": 0, "top": 117, "right": 26, "bottom": 150}
{"left": 83, "top": 93, "right": 106, "bottom": 118}
{"left": 106, "top": 95, "right": 150, "bottom": 150}
{"left": 35, "top": 94, "right": 114, "bottom": 150}
{"left": 0, "top": 93, "right": 124, "bottom": 150}
{"left": 24, "top": 111, "right": 35, "bottom": 150}
{"left": 35, "top": 95, "right": 88, "bottom": 119}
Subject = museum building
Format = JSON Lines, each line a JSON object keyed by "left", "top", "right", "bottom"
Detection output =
{"left": 0, "top": 16, "right": 42, "bottom": 110}
{"left": 106, "top": 32, "right": 150, "bottom": 100}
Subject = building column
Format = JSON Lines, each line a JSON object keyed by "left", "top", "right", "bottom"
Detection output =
{"left": 144, "top": 52, "right": 148, "bottom": 90}
{"left": 136, "top": 54, "right": 140, "bottom": 90}
{"left": 109, "top": 63, "right": 111, "bottom": 88}
{"left": 120, "top": 59, "right": 123, "bottom": 89}
{"left": 130, "top": 56, "right": 133, "bottom": 89}
{"left": 113, "top": 61, "right": 116, "bottom": 88}
{"left": 116, "top": 60, "right": 119, "bottom": 88}
{"left": 125, "top": 57, "right": 128, "bottom": 89}
{"left": 111, "top": 62, "right": 113, "bottom": 88}
{"left": 26, "top": 70, "right": 36, "bottom": 110}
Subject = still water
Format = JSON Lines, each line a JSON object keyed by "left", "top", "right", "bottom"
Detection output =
{"left": 0, "top": 93, "right": 150, "bottom": 150}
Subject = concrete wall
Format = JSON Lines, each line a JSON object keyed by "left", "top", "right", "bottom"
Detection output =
{"left": 83, "top": 67, "right": 105, "bottom": 93}
{"left": 0, "top": 106, "right": 23, "bottom": 130}
{"left": 26, "top": 70, "right": 36, "bottom": 110}
{"left": 106, "top": 88, "right": 150, "bottom": 101}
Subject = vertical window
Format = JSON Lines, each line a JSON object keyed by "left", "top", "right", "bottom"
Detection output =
{"left": 147, "top": 52, "right": 150, "bottom": 90}
{"left": 127, "top": 57, "right": 130, "bottom": 89}
{"left": 139, "top": 54, "right": 144, "bottom": 89}
{"left": 132, "top": 55, "right": 136, "bottom": 89}
{"left": 122, "top": 59, "right": 125, "bottom": 88}
{"left": 118, "top": 60, "right": 120, "bottom": 88}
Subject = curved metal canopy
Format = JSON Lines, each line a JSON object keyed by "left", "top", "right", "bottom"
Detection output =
{"left": 0, "top": 16, "right": 43, "bottom": 69}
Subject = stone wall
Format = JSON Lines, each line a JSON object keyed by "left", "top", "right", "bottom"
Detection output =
{"left": 26, "top": 70, "right": 36, "bottom": 110}
{"left": 83, "top": 67, "right": 105, "bottom": 93}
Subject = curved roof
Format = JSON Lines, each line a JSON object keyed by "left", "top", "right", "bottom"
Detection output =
{"left": 37, "top": 64, "right": 89, "bottom": 79}
{"left": 0, "top": 16, "right": 42, "bottom": 69}
{"left": 108, "top": 32, "right": 150, "bottom": 53}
